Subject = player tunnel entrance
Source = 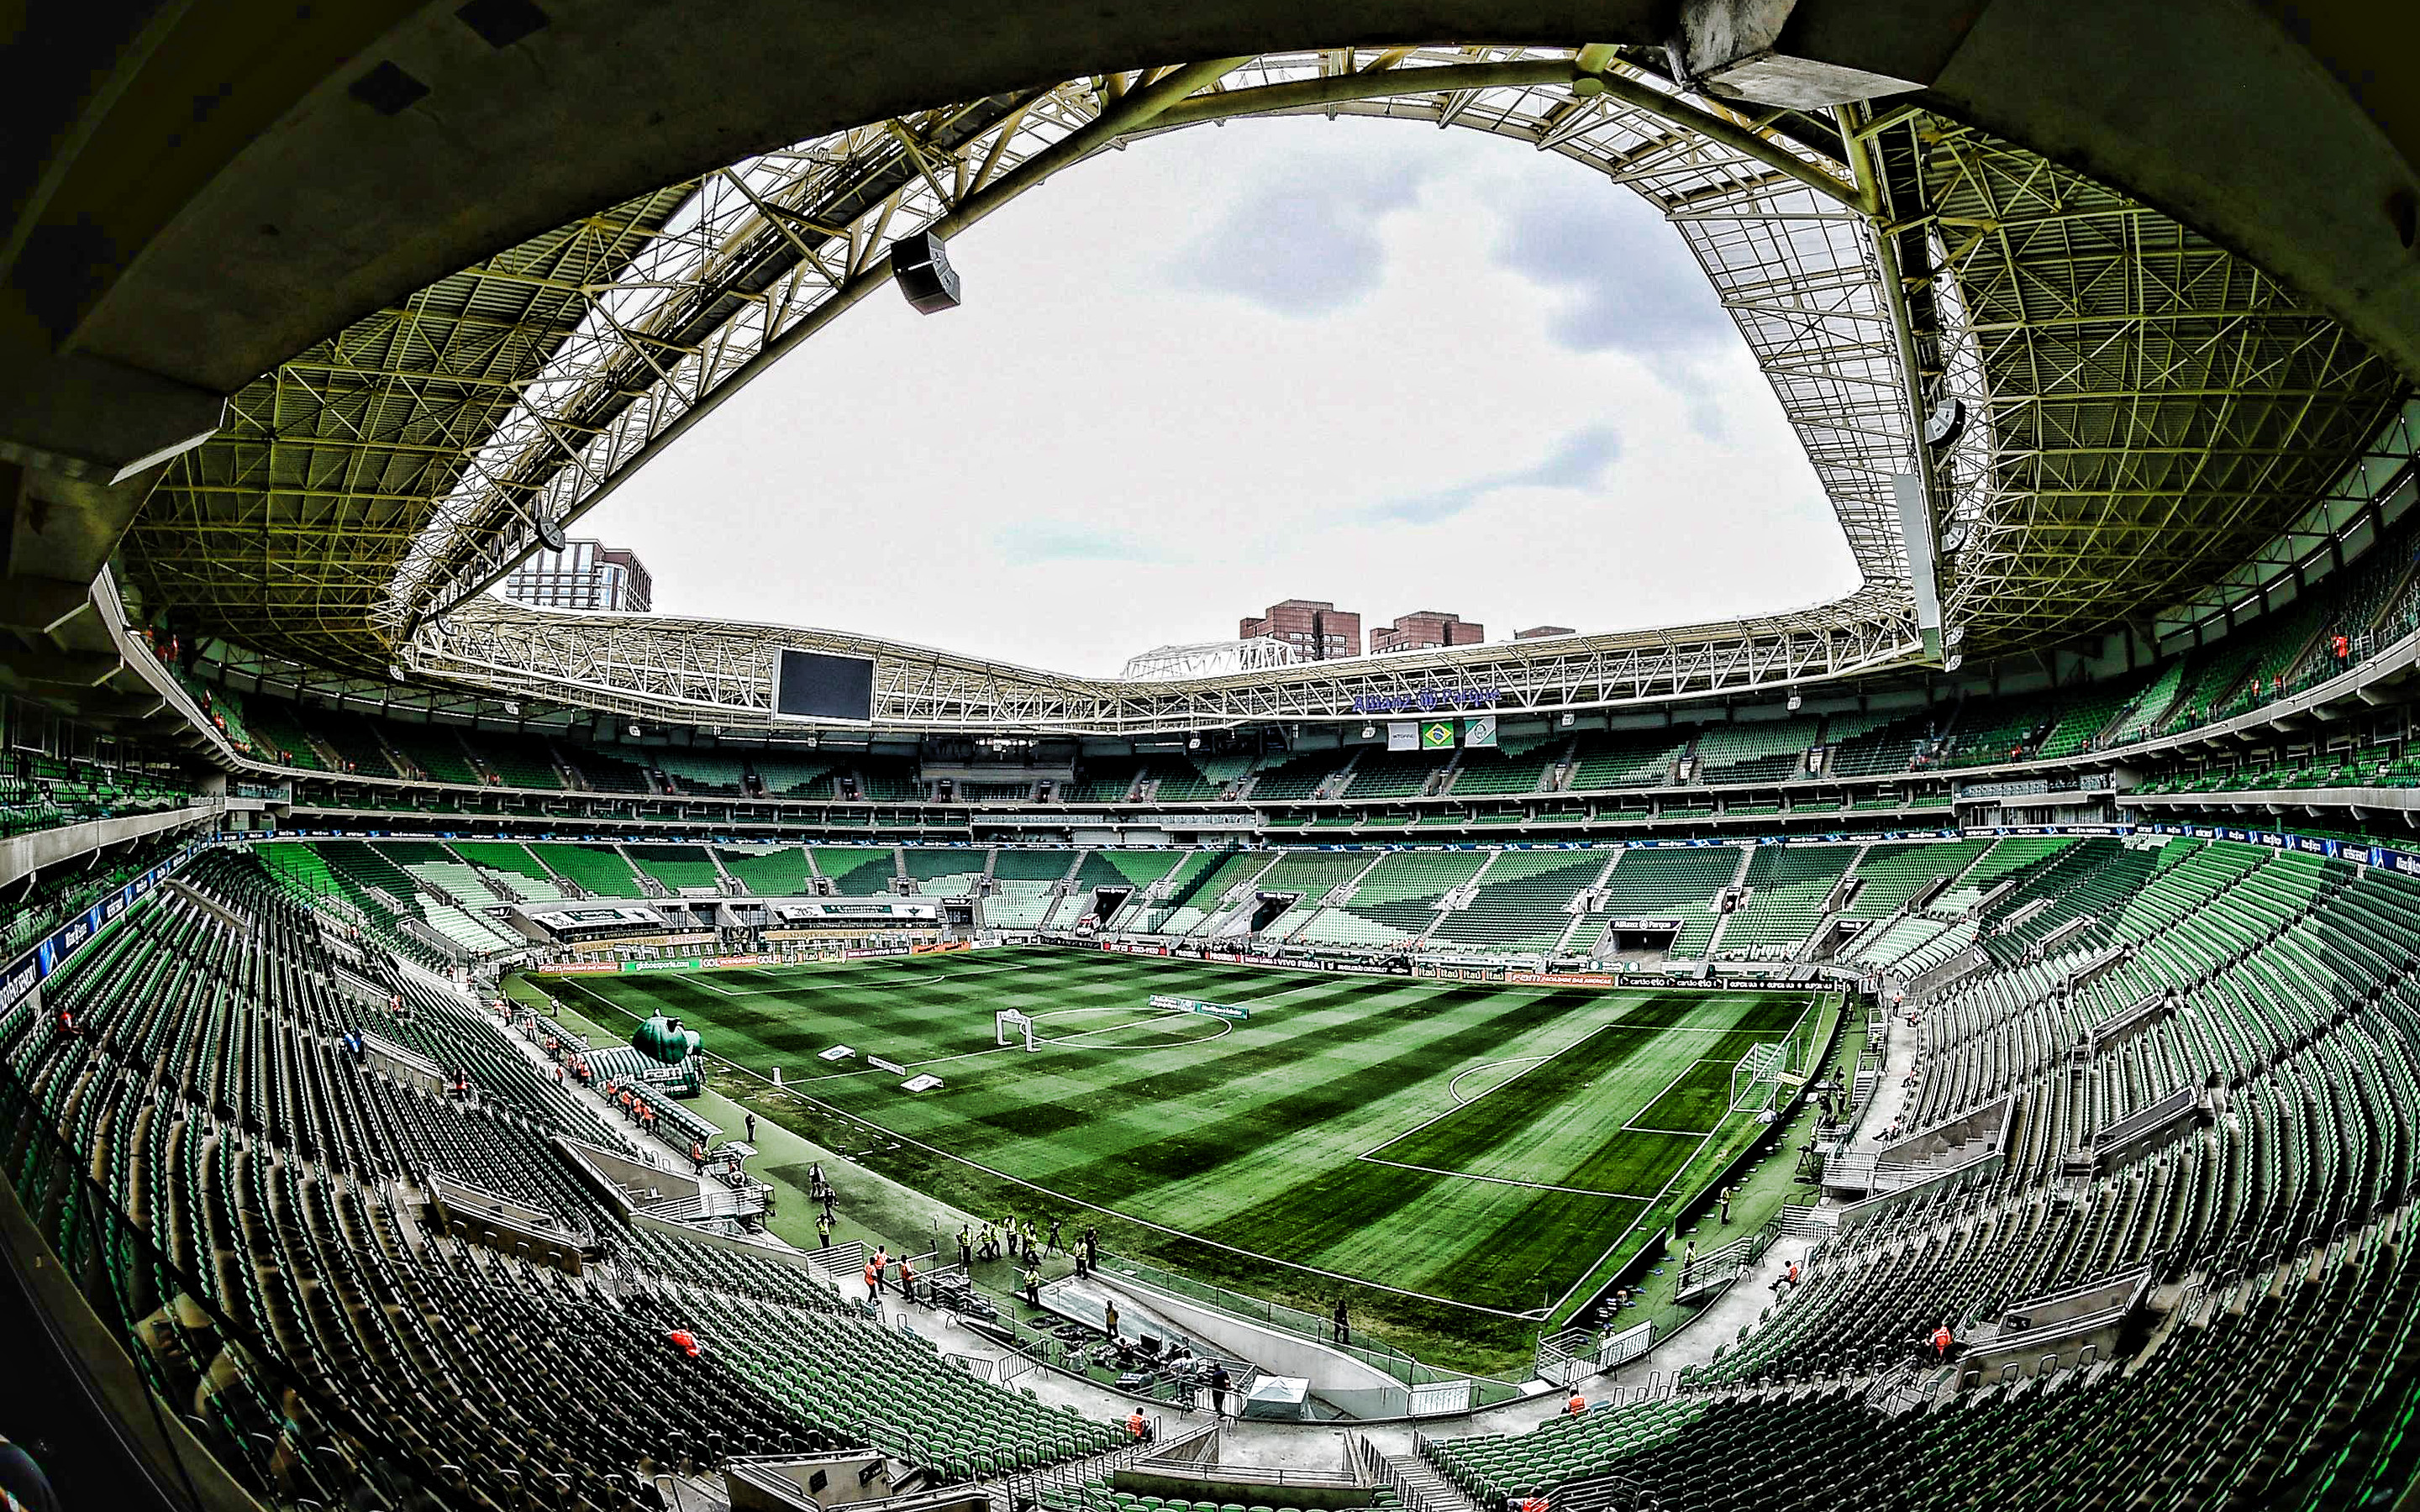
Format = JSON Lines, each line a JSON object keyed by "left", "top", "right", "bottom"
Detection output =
{"left": 1600, "top": 916, "right": 1683, "bottom": 954}
{"left": 1245, "top": 890, "right": 1301, "bottom": 932}
{"left": 1085, "top": 886, "right": 1130, "bottom": 924}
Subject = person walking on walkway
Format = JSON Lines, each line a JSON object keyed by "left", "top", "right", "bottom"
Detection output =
{"left": 1332, "top": 1297, "right": 1350, "bottom": 1346}
{"left": 744, "top": 1112, "right": 756, "bottom": 1142}
{"left": 1104, "top": 1299, "right": 1120, "bottom": 1338}
{"left": 863, "top": 1256, "right": 881, "bottom": 1303}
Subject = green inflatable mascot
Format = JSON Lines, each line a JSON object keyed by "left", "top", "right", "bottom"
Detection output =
{"left": 634, "top": 1015, "right": 702, "bottom": 1066}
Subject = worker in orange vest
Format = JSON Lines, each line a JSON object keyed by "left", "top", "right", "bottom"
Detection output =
{"left": 1126, "top": 1407, "right": 1147, "bottom": 1441}
{"left": 1931, "top": 1324, "right": 1953, "bottom": 1359}
{"left": 897, "top": 1254, "right": 915, "bottom": 1301}
{"left": 1565, "top": 1391, "right": 1586, "bottom": 1416}
{"left": 863, "top": 1257, "right": 881, "bottom": 1303}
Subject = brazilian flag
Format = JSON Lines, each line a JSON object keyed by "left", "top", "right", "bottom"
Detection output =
{"left": 1421, "top": 720, "right": 1455, "bottom": 750}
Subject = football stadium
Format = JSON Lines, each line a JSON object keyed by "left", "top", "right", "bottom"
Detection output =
{"left": 7, "top": 9, "right": 2420, "bottom": 1512}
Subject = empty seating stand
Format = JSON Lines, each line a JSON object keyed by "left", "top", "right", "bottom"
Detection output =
{"left": 0, "top": 846, "right": 1131, "bottom": 1509}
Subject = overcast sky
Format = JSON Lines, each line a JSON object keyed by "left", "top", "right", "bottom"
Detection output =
{"left": 581, "top": 117, "right": 1858, "bottom": 675}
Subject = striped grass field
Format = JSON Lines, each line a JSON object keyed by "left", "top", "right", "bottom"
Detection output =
{"left": 543, "top": 948, "right": 1818, "bottom": 1367}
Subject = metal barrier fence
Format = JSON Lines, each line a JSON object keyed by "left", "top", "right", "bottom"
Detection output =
{"left": 1093, "top": 1251, "right": 1523, "bottom": 1409}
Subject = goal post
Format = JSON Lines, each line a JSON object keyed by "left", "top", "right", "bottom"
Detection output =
{"left": 1730, "top": 1041, "right": 1785, "bottom": 1114}
{"left": 994, "top": 1010, "right": 1037, "bottom": 1052}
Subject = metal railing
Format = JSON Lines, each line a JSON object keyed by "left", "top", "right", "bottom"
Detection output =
{"left": 1092, "top": 1251, "right": 1522, "bottom": 1408}
{"left": 994, "top": 1419, "right": 1214, "bottom": 1512}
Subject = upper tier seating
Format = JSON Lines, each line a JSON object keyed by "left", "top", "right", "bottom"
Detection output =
{"left": 1136, "top": 757, "right": 1223, "bottom": 801}
{"left": 469, "top": 730, "right": 567, "bottom": 789}
{"left": 1345, "top": 750, "right": 1450, "bottom": 798}
{"left": 1826, "top": 711, "right": 1937, "bottom": 777}
{"left": 566, "top": 747, "right": 654, "bottom": 794}
{"left": 749, "top": 756, "right": 834, "bottom": 797}
{"left": 1244, "top": 753, "right": 1342, "bottom": 801}
{"left": 1064, "top": 760, "right": 1141, "bottom": 802}
{"left": 379, "top": 721, "right": 481, "bottom": 784}
{"left": 1693, "top": 719, "right": 1818, "bottom": 784}
{"left": 655, "top": 751, "right": 748, "bottom": 795}
{"left": 1449, "top": 744, "right": 1554, "bottom": 795}
{"left": 1567, "top": 730, "right": 1686, "bottom": 790}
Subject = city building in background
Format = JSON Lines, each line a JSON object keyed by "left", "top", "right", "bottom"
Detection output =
{"left": 1371, "top": 610, "right": 1485, "bottom": 654}
{"left": 1239, "top": 599, "right": 1361, "bottom": 660}
{"left": 1516, "top": 625, "right": 1577, "bottom": 640}
{"left": 502, "top": 540, "right": 655, "bottom": 613}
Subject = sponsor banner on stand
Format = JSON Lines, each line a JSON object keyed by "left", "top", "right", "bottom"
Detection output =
{"left": 0, "top": 848, "right": 188, "bottom": 1015}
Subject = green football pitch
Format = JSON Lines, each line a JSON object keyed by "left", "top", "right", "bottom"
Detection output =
{"left": 541, "top": 949, "right": 1820, "bottom": 1341}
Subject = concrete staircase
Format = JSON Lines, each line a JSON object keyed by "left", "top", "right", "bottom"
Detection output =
{"left": 1385, "top": 1450, "right": 1484, "bottom": 1512}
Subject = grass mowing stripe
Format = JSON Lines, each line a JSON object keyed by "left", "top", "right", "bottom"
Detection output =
{"left": 553, "top": 949, "right": 1820, "bottom": 1347}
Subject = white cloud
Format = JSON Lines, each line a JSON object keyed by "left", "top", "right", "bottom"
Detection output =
{"left": 579, "top": 117, "right": 1860, "bottom": 675}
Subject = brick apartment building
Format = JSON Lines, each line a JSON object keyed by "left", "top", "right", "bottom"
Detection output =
{"left": 1240, "top": 599, "right": 1363, "bottom": 660}
{"left": 1370, "top": 610, "right": 1485, "bottom": 654}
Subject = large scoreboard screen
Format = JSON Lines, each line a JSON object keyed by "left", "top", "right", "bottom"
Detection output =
{"left": 774, "top": 648, "right": 875, "bottom": 722}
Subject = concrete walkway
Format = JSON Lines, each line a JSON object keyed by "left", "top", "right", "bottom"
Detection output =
{"left": 1860, "top": 985, "right": 1928, "bottom": 1143}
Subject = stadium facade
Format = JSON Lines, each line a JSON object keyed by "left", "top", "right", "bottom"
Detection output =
{"left": 7, "top": 13, "right": 2420, "bottom": 1512}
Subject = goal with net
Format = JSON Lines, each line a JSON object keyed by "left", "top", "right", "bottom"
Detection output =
{"left": 1731, "top": 1041, "right": 1786, "bottom": 1114}
{"left": 994, "top": 1010, "right": 1037, "bottom": 1052}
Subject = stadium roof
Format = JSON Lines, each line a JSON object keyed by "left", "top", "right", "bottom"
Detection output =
{"left": 118, "top": 50, "right": 2405, "bottom": 694}
{"left": 9, "top": 5, "right": 2420, "bottom": 738}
